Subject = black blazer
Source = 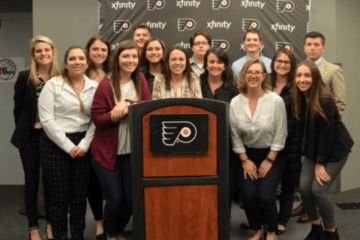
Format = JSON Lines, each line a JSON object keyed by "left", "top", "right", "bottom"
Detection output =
{"left": 11, "top": 70, "right": 38, "bottom": 149}
{"left": 298, "top": 95, "right": 354, "bottom": 164}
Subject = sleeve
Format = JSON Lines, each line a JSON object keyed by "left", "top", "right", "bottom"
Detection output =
{"left": 39, "top": 79, "right": 75, "bottom": 153}
{"left": 192, "top": 75, "right": 203, "bottom": 98}
{"left": 91, "top": 80, "right": 114, "bottom": 128}
{"left": 230, "top": 86, "right": 239, "bottom": 101}
{"left": 330, "top": 66, "right": 346, "bottom": 115}
{"left": 229, "top": 100, "right": 246, "bottom": 153}
{"left": 270, "top": 98, "right": 288, "bottom": 151}
{"left": 77, "top": 122, "right": 96, "bottom": 152}
{"left": 152, "top": 75, "right": 163, "bottom": 100}
{"left": 13, "top": 71, "right": 27, "bottom": 124}
{"left": 315, "top": 101, "right": 335, "bottom": 164}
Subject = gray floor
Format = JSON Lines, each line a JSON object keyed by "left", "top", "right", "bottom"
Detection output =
{"left": 1, "top": 185, "right": 359, "bottom": 240}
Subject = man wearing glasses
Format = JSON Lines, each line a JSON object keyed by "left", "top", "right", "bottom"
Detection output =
{"left": 189, "top": 31, "right": 212, "bottom": 77}
{"left": 232, "top": 29, "right": 271, "bottom": 80}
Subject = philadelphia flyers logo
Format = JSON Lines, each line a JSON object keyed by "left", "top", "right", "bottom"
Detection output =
{"left": 276, "top": 0, "right": 294, "bottom": 13}
{"left": 148, "top": 0, "right": 165, "bottom": 11}
{"left": 178, "top": 18, "right": 196, "bottom": 31}
{"left": 113, "top": 20, "right": 131, "bottom": 33}
{"left": 242, "top": 19, "right": 260, "bottom": 32}
{"left": 162, "top": 121, "right": 197, "bottom": 146}
{"left": 276, "top": 42, "right": 293, "bottom": 51}
{"left": 212, "top": 0, "right": 230, "bottom": 10}
{"left": 212, "top": 39, "right": 230, "bottom": 51}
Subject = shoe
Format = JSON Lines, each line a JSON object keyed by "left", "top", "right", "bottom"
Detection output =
{"left": 304, "top": 224, "right": 324, "bottom": 240}
{"left": 298, "top": 212, "right": 310, "bottom": 223}
{"left": 291, "top": 203, "right": 306, "bottom": 216}
{"left": 275, "top": 229, "right": 285, "bottom": 235}
{"left": 96, "top": 233, "right": 106, "bottom": 240}
{"left": 323, "top": 229, "right": 339, "bottom": 240}
{"left": 240, "top": 222, "right": 250, "bottom": 229}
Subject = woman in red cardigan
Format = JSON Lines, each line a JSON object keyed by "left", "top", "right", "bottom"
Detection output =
{"left": 90, "top": 40, "right": 152, "bottom": 240}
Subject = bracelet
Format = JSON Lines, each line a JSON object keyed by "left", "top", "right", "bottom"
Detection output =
{"left": 266, "top": 155, "right": 274, "bottom": 164}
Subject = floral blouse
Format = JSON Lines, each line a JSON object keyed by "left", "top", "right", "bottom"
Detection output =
{"left": 152, "top": 72, "right": 203, "bottom": 100}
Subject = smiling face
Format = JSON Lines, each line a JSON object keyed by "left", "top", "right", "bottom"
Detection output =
{"left": 64, "top": 48, "right": 88, "bottom": 76}
{"left": 206, "top": 53, "right": 225, "bottom": 78}
{"left": 245, "top": 63, "right": 264, "bottom": 90}
{"left": 295, "top": 65, "right": 312, "bottom": 93}
{"left": 243, "top": 33, "right": 262, "bottom": 54}
{"left": 274, "top": 53, "right": 291, "bottom": 77}
{"left": 304, "top": 37, "right": 326, "bottom": 62}
{"left": 34, "top": 42, "right": 53, "bottom": 67}
{"left": 89, "top": 40, "right": 108, "bottom": 67}
{"left": 133, "top": 28, "right": 151, "bottom": 50}
{"left": 191, "top": 35, "right": 210, "bottom": 59}
{"left": 169, "top": 49, "right": 186, "bottom": 77}
{"left": 146, "top": 40, "right": 164, "bottom": 64}
{"left": 118, "top": 48, "right": 139, "bottom": 75}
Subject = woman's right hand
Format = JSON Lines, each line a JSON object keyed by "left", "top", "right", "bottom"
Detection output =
{"left": 110, "top": 101, "right": 128, "bottom": 122}
{"left": 242, "top": 159, "right": 258, "bottom": 180}
{"left": 69, "top": 146, "right": 86, "bottom": 159}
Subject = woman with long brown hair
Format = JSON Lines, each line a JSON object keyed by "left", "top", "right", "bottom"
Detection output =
{"left": 293, "top": 61, "right": 353, "bottom": 240}
{"left": 11, "top": 35, "right": 60, "bottom": 240}
{"left": 90, "top": 40, "right": 151, "bottom": 240}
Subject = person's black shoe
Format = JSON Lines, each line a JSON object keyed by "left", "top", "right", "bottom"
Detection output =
{"left": 304, "top": 224, "right": 324, "bottom": 240}
{"left": 323, "top": 229, "right": 339, "bottom": 240}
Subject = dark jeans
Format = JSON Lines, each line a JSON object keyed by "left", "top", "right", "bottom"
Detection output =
{"left": 238, "top": 147, "right": 285, "bottom": 232}
{"left": 278, "top": 161, "right": 296, "bottom": 227}
{"left": 19, "top": 128, "right": 51, "bottom": 230}
{"left": 88, "top": 166, "right": 103, "bottom": 221}
{"left": 91, "top": 154, "right": 132, "bottom": 239}
{"left": 40, "top": 132, "right": 91, "bottom": 240}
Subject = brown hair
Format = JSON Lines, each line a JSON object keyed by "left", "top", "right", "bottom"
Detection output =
{"left": 140, "top": 38, "right": 166, "bottom": 67}
{"left": 28, "top": 36, "right": 61, "bottom": 84}
{"left": 61, "top": 46, "right": 88, "bottom": 115}
{"left": 162, "top": 45, "right": 193, "bottom": 90}
{"left": 270, "top": 48, "right": 298, "bottom": 89}
{"left": 292, "top": 61, "right": 340, "bottom": 121}
{"left": 85, "top": 36, "right": 112, "bottom": 78}
{"left": 243, "top": 29, "right": 262, "bottom": 42}
{"left": 237, "top": 58, "right": 271, "bottom": 94}
{"left": 134, "top": 24, "right": 152, "bottom": 35}
{"left": 200, "top": 48, "right": 235, "bottom": 88}
{"left": 190, "top": 31, "right": 211, "bottom": 48}
{"left": 111, "top": 40, "right": 142, "bottom": 101}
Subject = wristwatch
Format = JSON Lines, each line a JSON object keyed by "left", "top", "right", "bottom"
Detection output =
{"left": 266, "top": 155, "right": 274, "bottom": 163}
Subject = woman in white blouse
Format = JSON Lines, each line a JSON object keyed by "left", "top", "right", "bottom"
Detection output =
{"left": 38, "top": 46, "right": 97, "bottom": 240}
{"left": 230, "top": 58, "right": 287, "bottom": 240}
{"left": 152, "top": 45, "right": 202, "bottom": 99}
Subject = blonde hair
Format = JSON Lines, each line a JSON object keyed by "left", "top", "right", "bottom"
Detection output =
{"left": 28, "top": 36, "right": 60, "bottom": 84}
{"left": 237, "top": 58, "right": 271, "bottom": 94}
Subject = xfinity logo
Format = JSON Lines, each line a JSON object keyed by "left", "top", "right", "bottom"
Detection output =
{"left": 276, "top": 42, "right": 293, "bottom": 51}
{"left": 241, "top": 44, "right": 264, "bottom": 52}
{"left": 176, "top": 0, "right": 201, "bottom": 8}
{"left": 162, "top": 121, "right": 197, "bottom": 146}
{"left": 111, "top": 43, "right": 119, "bottom": 50}
{"left": 113, "top": 20, "right": 131, "bottom": 33}
{"left": 271, "top": 23, "right": 295, "bottom": 32}
{"left": 148, "top": 0, "right": 165, "bottom": 10}
{"left": 111, "top": 1, "right": 136, "bottom": 10}
{"left": 207, "top": 20, "right": 231, "bottom": 30}
{"left": 241, "top": 0, "right": 265, "bottom": 9}
{"left": 212, "top": 40, "right": 229, "bottom": 51}
{"left": 276, "top": 0, "right": 294, "bottom": 13}
{"left": 242, "top": 19, "right": 260, "bottom": 31}
{"left": 178, "top": 18, "right": 196, "bottom": 31}
{"left": 175, "top": 42, "right": 191, "bottom": 49}
{"left": 144, "top": 21, "right": 167, "bottom": 30}
{"left": 212, "top": 0, "right": 230, "bottom": 10}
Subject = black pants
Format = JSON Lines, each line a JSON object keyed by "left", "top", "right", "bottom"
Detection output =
{"left": 87, "top": 166, "right": 104, "bottom": 221}
{"left": 238, "top": 147, "right": 285, "bottom": 232}
{"left": 40, "top": 132, "right": 91, "bottom": 240}
{"left": 19, "top": 128, "right": 51, "bottom": 230}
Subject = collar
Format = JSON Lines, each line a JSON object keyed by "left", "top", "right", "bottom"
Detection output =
{"left": 245, "top": 53, "right": 264, "bottom": 60}
{"left": 315, "top": 57, "right": 323, "bottom": 67}
{"left": 189, "top": 56, "right": 196, "bottom": 64}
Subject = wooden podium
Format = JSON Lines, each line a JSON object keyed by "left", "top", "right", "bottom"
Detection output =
{"left": 129, "top": 98, "right": 229, "bottom": 240}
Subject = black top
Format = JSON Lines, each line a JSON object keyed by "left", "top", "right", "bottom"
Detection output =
{"left": 140, "top": 66, "right": 155, "bottom": 94}
{"left": 201, "top": 80, "right": 239, "bottom": 103}
{"left": 298, "top": 95, "right": 354, "bottom": 164}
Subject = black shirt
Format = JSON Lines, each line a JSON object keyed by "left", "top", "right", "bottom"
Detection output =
{"left": 201, "top": 80, "right": 239, "bottom": 103}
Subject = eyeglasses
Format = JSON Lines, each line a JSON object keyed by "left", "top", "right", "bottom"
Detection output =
{"left": 275, "top": 60, "right": 291, "bottom": 66}
{"left": 246, "top": 71, "right": 264, "bottom": 76}
{"left": 193, "top": 41, "right": 209, "bottom": 46}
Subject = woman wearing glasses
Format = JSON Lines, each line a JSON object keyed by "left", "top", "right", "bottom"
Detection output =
{"left": 230, "top": 59, "right": 287, "bottom": 240}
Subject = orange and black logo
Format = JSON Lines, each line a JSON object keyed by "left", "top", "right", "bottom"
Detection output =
{"left": 178, "top": 18, "right": 196, "bottom": 31}
{"left": 277, "top": 0, "right": 294, "bottom": 13}
{"left": 113, "top": 20, "right": 131, "bottom": 33}
{"left": 212, "top": 0, "right": 230, "bottom": 10}
{"left": 148, "top": 0, "right": 165, "bottom": 11}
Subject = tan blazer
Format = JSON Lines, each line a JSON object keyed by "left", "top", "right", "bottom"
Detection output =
{"left": 318, "top": 58, "right": 346, "bottom": 115}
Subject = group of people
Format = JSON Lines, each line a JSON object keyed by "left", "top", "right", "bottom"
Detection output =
{"left": 11, "top": 23, "right": 353, "bottom": 240}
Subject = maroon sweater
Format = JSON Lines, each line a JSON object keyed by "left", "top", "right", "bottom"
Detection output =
{"left": 91, "top": 74, "right": 152, "bottom": 169}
